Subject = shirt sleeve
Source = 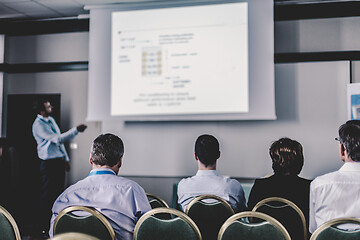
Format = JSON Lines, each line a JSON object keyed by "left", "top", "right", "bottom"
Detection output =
{"left": 235, "top": 186, "right": 247, "bottom": 212}
{"left": 247, "top": 180, "right": 261, "bottom": 211}
{"left": 33, "top": 118, "right": 78, "bottom": 145}
{"left": 309, "top": 182, "right": 316, "bottom": 233}
{"left": 132, "top": 185, "right": 152, "bottom": 221}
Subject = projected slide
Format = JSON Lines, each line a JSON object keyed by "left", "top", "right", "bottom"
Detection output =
{"left": 111, "top": 3, "right": 248, "bottom": 116}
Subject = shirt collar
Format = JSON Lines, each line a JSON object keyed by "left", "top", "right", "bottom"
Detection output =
{"left": 37, "top": 114, "right": 50, "bottom": 122}
{"left": 90, "top": 168, "right": 116, "bottom": 174}
{"left": 339, "top": 162, "right": 360, "bottom": 172}
{"left": 195, "top": 170, "right": 219, "bottom": 176}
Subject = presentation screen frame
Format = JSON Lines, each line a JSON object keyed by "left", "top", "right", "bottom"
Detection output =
{"left": 86, "top": 0, "right": 275, "bottom": 121}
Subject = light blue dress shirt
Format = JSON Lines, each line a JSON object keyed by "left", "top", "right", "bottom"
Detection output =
{"left": 49, "top": 168, "right": 152, "bottom": 240}
{"left": 177, "top": 170, "right": 246, "bottom": 212}
{"left": 309, "top": 162, "right": 360, "bottom": 233}
{"left": 32, "top": 114, "right": 78, "bottom": 161}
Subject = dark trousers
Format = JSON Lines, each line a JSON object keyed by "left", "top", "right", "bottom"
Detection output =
{"left": 39, "top": 158, "right": 65, "bottom": 232}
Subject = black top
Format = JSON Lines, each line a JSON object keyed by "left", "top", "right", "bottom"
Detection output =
{"left": 247, "top": 174, "right": 311, "bottom": 223}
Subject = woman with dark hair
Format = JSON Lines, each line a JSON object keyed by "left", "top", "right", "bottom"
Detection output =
{"left": 247, "top": 137, "right": 311, "bottom": 225}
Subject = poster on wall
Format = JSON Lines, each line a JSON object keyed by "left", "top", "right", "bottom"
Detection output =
{"left": 347, "top": 83, "right": 360, "bottom": 120}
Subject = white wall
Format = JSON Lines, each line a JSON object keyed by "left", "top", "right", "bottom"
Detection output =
{"left": 3, "top": 16, "right": 360, "bottom": 204}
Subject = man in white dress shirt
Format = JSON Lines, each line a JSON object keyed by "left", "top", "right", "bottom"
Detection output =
{"left": 177, "top": 134, "right": 246, "bottom": 212}
{"left": 309, "top": 120, "right": 360, "bottom": 233}
{"left": 50, "top": 133, "right": 151, "bottom": 240}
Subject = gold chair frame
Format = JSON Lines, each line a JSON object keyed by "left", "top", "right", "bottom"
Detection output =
{"left": 0, "top": 205, "right": 21, "bottom": 240}
{"left": 309, "top": 217, "right": 360, "bottom": 240}
{"left": 50, "top": 232, "right": 100, "bottom": 240}
{"left": 133, "top": 207, "right": 202, "bottom": 240}
{"left": 217, "top": 211, "right": 291, "bottom": 240}
{"left": 252, "top": 196, "right": 307, "bottom": 240}
{"left": 146, "top": 193, "right": 170, "bottom": 208}
{"left": 185, "top": 194, "right": 235, "bottom": 215}
{"left": 53, "top": 206, "right": 116, "bottom": 240}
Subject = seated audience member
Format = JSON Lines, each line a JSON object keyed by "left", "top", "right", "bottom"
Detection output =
{"left": 247, "top": 137, "right": 311, "bottom": 223}
{"left": 49, "top": 133, "right": 151, "bottom": 240}
{"left": 177, "top": 134, "right": 246, "bottom": 212}
{"left": 310, "top": 120, "right": 360, "bottom": 233}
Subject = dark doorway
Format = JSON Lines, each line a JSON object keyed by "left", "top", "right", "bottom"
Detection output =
{"left": 5, "top": 94, "right": 60, "bottom": 236}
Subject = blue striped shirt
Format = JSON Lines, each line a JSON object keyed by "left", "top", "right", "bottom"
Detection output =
{"left": 32, "top": 114, "right": 78, "bottom": 161}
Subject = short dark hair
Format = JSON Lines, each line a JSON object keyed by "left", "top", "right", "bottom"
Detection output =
{"left": 195, "top": 134, "right": 220, "bottom": 167}
{"left": 90, "top": 133, "right": 124, "bottom": 167}
{"left": 270, "top": 137, "right": 304, "bottom": 176}
{"left": 339, "top": 120, "right": 360, "bottom": 161}
{"left": 35, "top": 99, "right": 49, "bottom": 113}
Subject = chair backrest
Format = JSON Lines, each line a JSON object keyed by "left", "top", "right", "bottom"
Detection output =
{"left": 146, "top": 193, "right": 169, "bottom": 208}
{"left": 53, "top": 206, "right": 115, "bottom": 240}
{"left": 50, "top": 232, "right": 100, "bottom": 240}
{"left": 134, "top": 207, "right": 202, "bottom": 240}
{"left": 217, "top": 211, "right": 291, "bottom": 240}
{"left": 310, "top": 217, "right": 360, "bottom": 240}
{"left": 185, "top": 195, "right": 235, "bottom": 240}
{"left": 0, "top": 205, "right": 21, "bottom": 240}
{"left": 252, "top": 197, "right": 307, "bottom": 240}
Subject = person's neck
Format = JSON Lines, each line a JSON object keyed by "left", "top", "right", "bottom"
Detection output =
{"left": 92, "top": 164, "right": 117, "bottom": 174}
{"left": 198, "top": 163, "right": 216, "bottom": 170}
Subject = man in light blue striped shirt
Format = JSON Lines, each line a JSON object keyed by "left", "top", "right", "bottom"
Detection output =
{"left": 32, "top": 100, "right": 87, "bottom": 235}
{"left": 50, "top": 133, "right": 151, "bottom": 240}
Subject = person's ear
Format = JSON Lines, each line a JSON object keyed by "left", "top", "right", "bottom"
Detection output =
{"left": 218, "top": 151, "right": 221, "bottom": 159}
{"left": 194, "top": 153, "right": 199, "bottom": 161}
{"left": 117, "top": 157, "right": 123, "bottom": 168}
{"left": 89, "top": 157, "right": 94, "bottom": 165}
{"left": 339, "top": 143, "right": 346, "bottom": 161}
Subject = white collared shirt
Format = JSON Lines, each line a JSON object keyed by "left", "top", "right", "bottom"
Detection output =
{"left": 177, "top": 170, "right": 246, "bottom": 212}
{"left": 309, "top": 162, "right": 360, "bottom": 233}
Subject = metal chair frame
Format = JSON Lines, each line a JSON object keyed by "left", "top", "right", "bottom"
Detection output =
{"left": 252, "top": 196, "right": 307, "bottom": 240}
{"left": 310, "top": 217, "right": 360, "bottom": 240}
{"left": 0, "top": 205, "right": 21, "bottom": 240}
{"left": 185, "top": 194, "right": 235, "bottom": 215}
{"left": 133, "top": 207, "right": 202, "bottom": 240}
{"left": 50, "top": 232, "right": 100, "bottom": 240}
{"left": 217, "top": 211, "right": 291, "bottom": 240}
{"left": 146, "top": 193, "right": 170, "bottom": 208}
{"left": 53, "top": 206, "right": 115, "bottom": 240}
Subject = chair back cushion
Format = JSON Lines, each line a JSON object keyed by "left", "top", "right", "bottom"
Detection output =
{"left": 187, "top": 200, "right": 233, "bottom": 240}
{"left": 221, "top": 220, "right": 288, "bottom": 240}
{"left": 136, "top": 216, "right": 199, "bottom": 240}
{"left": 54, "top": 212, "right": 113, "bottom": 240}
{"left": 0, "top": 212, "right": 16, "bottom": 240}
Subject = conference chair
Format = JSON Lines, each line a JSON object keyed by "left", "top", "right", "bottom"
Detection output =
{"left": 185, "top": 194, "right": 235, "bottom": 240}
{"left": 50, "top": 232, "right": 100, "bottom": 240}
{"left": 217, "top": 211, "right": 291, "bottom": 240}
{"left": 310, "top": 217, "right": 360, "bottom": 240}
{"left": 133, "top": 207, "right": 202, "bottom": 240}
{"left": 146, "top": 193, "right": 169, "bottom": 208}
{"left": 0, "top": 205, "right": 21, "bottom": 240}
{"left": 252, "top": 197, "right": 307, "bottom": 240}
{"left": 53, "top": 206, "right": 115, "bottom": 240}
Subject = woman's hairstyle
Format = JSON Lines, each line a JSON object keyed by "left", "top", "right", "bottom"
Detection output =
{"left": 269, "top": 137, "right": 304, "bottom": 176}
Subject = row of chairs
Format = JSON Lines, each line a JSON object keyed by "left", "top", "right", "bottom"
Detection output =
{"left": 144, "top": 193, "right": 360, "bottom": 240}
{"left": 1, "top": 194, "right": 360, "bottom": 239}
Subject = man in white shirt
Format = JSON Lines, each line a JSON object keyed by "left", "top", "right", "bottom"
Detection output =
{"left": 309, "top": 120, "right": 360, "bottom": 233}
{"left": 177, "top": 134, "right": 246, "bottom": 212}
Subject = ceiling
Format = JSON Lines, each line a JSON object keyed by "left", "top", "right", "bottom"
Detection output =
{"left": 0, "top": 0, "right": 356, "bottom": 21}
